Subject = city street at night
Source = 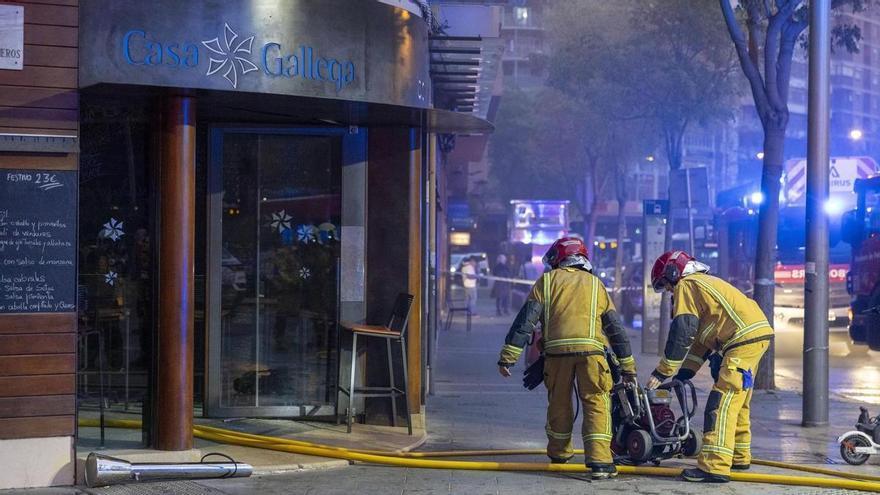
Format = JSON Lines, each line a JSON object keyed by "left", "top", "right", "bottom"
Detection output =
{"left": 4, "top": 0, "right": 880, "bottom": 493}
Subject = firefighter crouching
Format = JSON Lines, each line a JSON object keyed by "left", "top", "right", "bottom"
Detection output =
{"left": 646, "top": 250, "right": 773, "bottom": 483}
{"left": 497, "top": 237, "right": 637, "bottom": 480}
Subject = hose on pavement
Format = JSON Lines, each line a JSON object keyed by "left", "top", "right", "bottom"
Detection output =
{"left": 78, "top": 418, "right": 880, "bottom": 492}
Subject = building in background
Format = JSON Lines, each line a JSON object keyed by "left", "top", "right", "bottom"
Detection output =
{"left": 736, "top": 6, "right": 880, "bottom": 188}
{"left": 500, "top": 0, "right": 548, "bottom": 91}
{"left": 431, "top": 1, "right": 505, "bottom": 267}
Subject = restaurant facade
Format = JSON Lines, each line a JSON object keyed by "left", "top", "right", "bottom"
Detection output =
{"left": 0, "top": 0, "right": 489, "bottom": 489}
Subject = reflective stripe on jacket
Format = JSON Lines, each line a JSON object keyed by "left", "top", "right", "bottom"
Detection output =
{"left": 656, "top": 273, "right": 773, "bottom": 378}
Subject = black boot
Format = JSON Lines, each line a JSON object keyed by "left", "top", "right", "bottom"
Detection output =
{"left": 731, "top": 463, "right": 750, "bottom": 471}
{"left": 681, "top": 468, "right": 730, "bottom": 483}
{"left": 548, "top": 456, "right": 571, "bottom": 464}
{"left": 588, "top": 463, "right": 618, "bottom": 480}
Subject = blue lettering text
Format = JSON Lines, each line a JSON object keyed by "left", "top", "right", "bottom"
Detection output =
{"left": 166, "top": 43, "right": 181, "bottom": 66}
{"left": 262, "top": 42, "right": 283, "bottom": 76}
{"left": 123, "top": 30, "right": 146, "bottom": 65}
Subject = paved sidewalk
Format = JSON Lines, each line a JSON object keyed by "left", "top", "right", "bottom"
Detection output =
{"left": 10, "top": 295, "right": 880, "bottom": 494}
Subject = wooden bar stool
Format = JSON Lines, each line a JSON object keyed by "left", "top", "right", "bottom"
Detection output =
{"left": 339, "top": 293, "right": 414, "bottom": 434}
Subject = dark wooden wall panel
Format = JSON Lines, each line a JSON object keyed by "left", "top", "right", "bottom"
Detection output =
{"left": 0, "top": 1, "right": 79, "bottom": 442}
{"left": 24, "top": 44, "right": 77, "bottom": 68}
{"left": 0, "top": 375, "right": 75, "bottom": 397}
{"left": 23, "top": 25, "right": 77, "bottom": 48}
{"left": 0, "top": 416, "right": 74, "bottom": 439}
{"left": 0, "top": 66, "right": 77, "bottom": 88}
{"left": 0, "top": 355, "right": 76, "bottom": 376}
{"left": 0, "top": 334, "right": 75, "bottom": 355}
{"left": 0, "top": 105, "right": 78, "bottom": 128}
{"left": 17, "top": 0, "right": 77, "bottom": 7}
{"left": 22, "top": 3, "right": 77, "bottom": 26}
{"left": 0, "top": 313, "right": 77, "bottom": 334}
{"left": 0, "top": 395, "right": 74, "bottom": 418}
{"left": 0, "top": 86, "right": 78, "bottom": 108}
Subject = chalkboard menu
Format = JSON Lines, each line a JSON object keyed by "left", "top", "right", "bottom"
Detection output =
{"left": 0, "top": 169, "right": 77, "bottom": 313}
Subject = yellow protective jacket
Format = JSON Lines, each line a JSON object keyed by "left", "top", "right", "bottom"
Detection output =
{"left": 498, "top": 267, "right": 636, "bottom": 374}
{"left": 652, "top": 272, "right": 773, "bottom": 380}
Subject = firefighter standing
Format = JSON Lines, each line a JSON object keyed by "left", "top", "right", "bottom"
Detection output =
{"left": 497, "top": 237, "right": 637, "bottom": 480}
{"left": 646, "top": 250, "right": 773, "bottom": 483}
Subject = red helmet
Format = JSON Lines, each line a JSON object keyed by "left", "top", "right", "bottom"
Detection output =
{"left": 543, "top": 237, "right": 589, "bottom": 269}
{"left": 651, "top": 250, "right": 694, "bottom": 291}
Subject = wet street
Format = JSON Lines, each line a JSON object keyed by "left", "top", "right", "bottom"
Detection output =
{"left": 777, "top": 352, "right": 880, "bottom": 406}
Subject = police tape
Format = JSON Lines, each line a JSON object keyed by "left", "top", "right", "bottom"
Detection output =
{"left": 448, "top": 271, "right": 643, "bottom": 292}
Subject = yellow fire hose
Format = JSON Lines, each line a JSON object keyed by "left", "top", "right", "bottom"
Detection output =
{"left": 190, "top": 422, "right": 880, "bottom": 483}
{"left": 79, "top": 418, "right": 880, "bottom": 492}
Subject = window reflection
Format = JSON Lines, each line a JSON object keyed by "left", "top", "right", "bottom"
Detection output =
{"left": 218, "top": 132, "right": 341, "bottom": 412}
{"left": 77, "top": 98, "right": 153, "bottom": 448}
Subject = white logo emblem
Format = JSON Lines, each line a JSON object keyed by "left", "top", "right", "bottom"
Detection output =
{"left": 101, "top": 218, "right": 125, "bottom": 242}
{"left": 202, "top": 23, "right": 259, "bottom": 88}
{"left": 270, "top": 210, "right": 293, "bottom": 233}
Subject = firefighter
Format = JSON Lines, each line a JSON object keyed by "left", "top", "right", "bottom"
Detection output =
{"left": 497, "top": 237, "right": 637, "bottom": 480}
{"left": 645, "top": 250, "right": 773, "bottom": 483}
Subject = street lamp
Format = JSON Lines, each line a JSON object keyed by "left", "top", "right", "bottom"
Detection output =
{"left": 849, "top": 128, "right": 864, "bottom": 141}
{"left": 756, "top": 151, "right": 765, "bottom": 160}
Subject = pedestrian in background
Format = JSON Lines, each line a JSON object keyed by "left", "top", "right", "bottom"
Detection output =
{"left": 491, "top": 254, "right": 511, "bottom": 316}
{"left": 461, "top": 256, "right": 479, "bottom": 316}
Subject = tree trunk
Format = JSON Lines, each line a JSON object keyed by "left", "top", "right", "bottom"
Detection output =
{"left": 753, "top": 126, "right": 785, "bottom": 390}
{"left": 652, "top": 121, "right": 693, "bottom": 356}
{"left": 613, "top": 197, "right": 626, "bottom": 308}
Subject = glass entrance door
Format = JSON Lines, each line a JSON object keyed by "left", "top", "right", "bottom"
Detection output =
{"left": 206, "top": 128, "right": 344, "bottom": 417}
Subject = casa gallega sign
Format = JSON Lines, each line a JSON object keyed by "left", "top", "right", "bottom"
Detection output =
{"left": 122, "top": 23, "right": 356, "bottom": 91}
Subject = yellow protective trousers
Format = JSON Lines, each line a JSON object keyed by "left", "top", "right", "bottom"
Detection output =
{"left": 699, "top": 339, "right": 769, "bottom": 476}
{"left": 543, "top": 353, "right": 613, "bottom": 465}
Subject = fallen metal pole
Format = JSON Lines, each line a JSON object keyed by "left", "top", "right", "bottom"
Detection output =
{"left": 84, "top": 453, "right": 253, "bottom": 488}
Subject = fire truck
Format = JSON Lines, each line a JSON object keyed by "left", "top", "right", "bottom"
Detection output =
{"left": 719, "top": 157, "right": 878, "bottom": 355}
{"left": 844, "top": 175, "right": 880, "bottom": 350}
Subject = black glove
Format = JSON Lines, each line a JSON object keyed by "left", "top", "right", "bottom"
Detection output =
{"left": 605, "top": 349, "right": 622, "bottom": 384}
{"left": 674, "top": 368, "right": 695, "bottom": 381}
{"left": 708, "top": 353, "right": 723, "bottom": 382}
{"left": 523, "top": 355, "right": 545, "bottom": 390}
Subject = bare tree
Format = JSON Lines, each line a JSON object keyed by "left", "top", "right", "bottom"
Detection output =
{"left": 720, "top": 0, "right": 867, "bottom": 388}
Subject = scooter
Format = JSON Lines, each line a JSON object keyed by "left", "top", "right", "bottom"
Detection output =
{"left": 839, "top": 406, "right": 880, "bottom": 465}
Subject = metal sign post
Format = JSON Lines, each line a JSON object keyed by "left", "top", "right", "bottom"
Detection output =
{"left": 642, "top": 200, "right": 668, "bottom": 354}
